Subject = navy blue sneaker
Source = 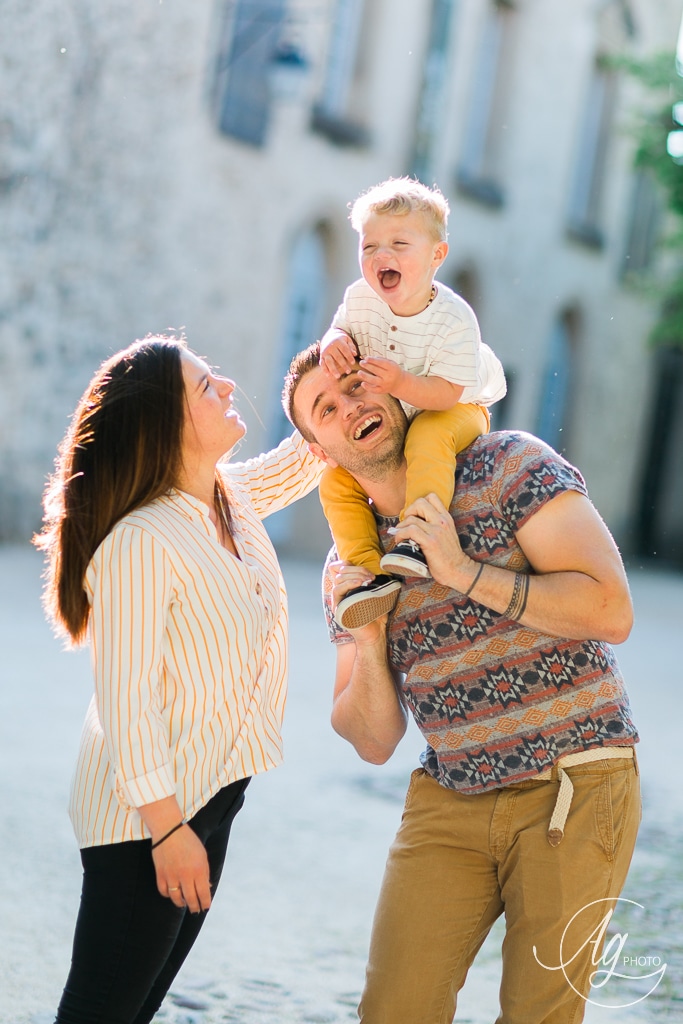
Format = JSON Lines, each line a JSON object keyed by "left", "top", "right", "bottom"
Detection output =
{"left": 380, "top": 540, "right": 431, "bottom": 578}
{"left": 335, "top": 574, "right": 402, "bottom": 629}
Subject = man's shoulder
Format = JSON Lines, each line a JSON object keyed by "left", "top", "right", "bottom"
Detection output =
{"left": 456, "top": 431, "right": 587, "bottom": 508}
{"left": 462, "top": 430, "right": 558, "bottom": 464}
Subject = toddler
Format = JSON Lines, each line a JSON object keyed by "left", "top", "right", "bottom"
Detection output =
{"left": 320, "top": 178, "right": 506, "bottom": 628}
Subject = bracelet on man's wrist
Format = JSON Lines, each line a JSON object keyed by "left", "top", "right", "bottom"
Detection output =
{"left": 503, "top": 572, "right": 530, "bottom": 621}
{"left": 462, "top": 563, "right": 484, "bottom": 597}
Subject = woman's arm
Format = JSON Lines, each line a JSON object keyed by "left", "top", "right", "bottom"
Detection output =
{"left": 392, "top": 491, "right": 633, "bottom": 643}
{"left": 138, "top": 796, "right": 211, "bottom": 913}
{"left": 222, "top": 431, "right": 324, "bottom": 518}
{"left": 90, "top": 526, "right": 211, "bottom": 910}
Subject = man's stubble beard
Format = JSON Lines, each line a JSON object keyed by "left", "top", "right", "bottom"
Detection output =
{"left": 322, "top": 400, "right": 408, "bottom": 482}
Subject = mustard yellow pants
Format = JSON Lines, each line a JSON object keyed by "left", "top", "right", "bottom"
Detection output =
{"left": 359, "top": 760, "right": 641, "bottom": 1024}
{"left": 319, "top": 403, "right": 490, "bottom": 574}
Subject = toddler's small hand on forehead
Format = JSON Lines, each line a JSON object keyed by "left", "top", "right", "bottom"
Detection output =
{"left": 320, "top": 331, "right": 358, "bottom": 379}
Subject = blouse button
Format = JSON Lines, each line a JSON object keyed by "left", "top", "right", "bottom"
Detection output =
{"left": 255, "top": 583, "right": 262, "bottom": 596}
{"left": 389, "top": 344, "right": 395, "bottom": 351}
{"left": 390, "top": 325, "right": 397, "bottom": 332}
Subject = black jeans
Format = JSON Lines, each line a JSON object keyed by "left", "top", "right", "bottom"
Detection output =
{"left": 55, "top": 777, "right": 250, "bottom": 1024}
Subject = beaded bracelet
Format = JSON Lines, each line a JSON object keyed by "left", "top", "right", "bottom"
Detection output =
{"left": 504, "top": 572, "right": 530, "bottom": 621}
{"left": 151, "top": 820, "right": 187, "bottom": 850}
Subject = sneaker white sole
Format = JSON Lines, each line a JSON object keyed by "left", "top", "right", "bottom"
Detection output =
{"left": 335, "top": 582, "right": 401, "bottom": 630}
{"left": 379, "top": 553, "right": 432, "bottom": 578}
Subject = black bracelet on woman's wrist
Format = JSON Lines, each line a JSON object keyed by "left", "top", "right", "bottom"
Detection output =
{"left": 151, "top": 820, "right": 187, "bottom": 850}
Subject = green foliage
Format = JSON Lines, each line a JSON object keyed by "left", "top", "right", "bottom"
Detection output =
{"left": 615, "top": 53, "right": 683, "bottom": 348}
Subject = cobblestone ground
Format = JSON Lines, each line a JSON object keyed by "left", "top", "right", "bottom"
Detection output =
{"left": 1, "top": 548, "right": 681, "bottom": 1024}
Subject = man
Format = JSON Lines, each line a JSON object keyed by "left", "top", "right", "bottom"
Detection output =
{"left": 283, "top": 343, "right": 640, "bottom": 1024}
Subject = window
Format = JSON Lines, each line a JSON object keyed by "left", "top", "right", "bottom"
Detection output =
{"left": 621, "top": 170, "right": 661, "bottom": 277}
{"left": 411, "top": 0, "right": 460, "bottom": 182}
{"left": 266, "top": 227, "right": 329, "bottom": 545}
{"left": 566, "top": 59, "right": 618, "bottom": 248}
{"left": 211, "top": 0, "right": 286, "bottom": 147}
{"left": 311, "top": 0, "right": 370, "bottom": 146}
{"left": 456, "top": 0, "right": 516, "bottom": 208}
{"left": 535, "top": 310, "right": 579, "bottom": 454}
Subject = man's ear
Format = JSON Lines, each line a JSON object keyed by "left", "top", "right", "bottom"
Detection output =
{"left": 308, "top": 441, "right": 338, "bottom": 469}
{"left": 432, "top": 239, "right": 449, "bottom": 269}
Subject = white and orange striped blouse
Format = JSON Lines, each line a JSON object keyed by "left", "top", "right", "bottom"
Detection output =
{"left": 69, "top": 433, "right": 323, "bottom": 847}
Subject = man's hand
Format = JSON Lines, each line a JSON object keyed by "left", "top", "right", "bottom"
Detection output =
{"left": 390, "top": 494, "right": 476, "bottom": 588}
{"left": 320, "top": 330, "right": 358, "bottom": 378}
{"left": 358, "top": 356, "right": 406, "bottom": 395}
{"left": 330, "top": 561, "right": 390, "bottom": 643}
{"left": 390, "top": 491, "right": 633, "bottom": 644}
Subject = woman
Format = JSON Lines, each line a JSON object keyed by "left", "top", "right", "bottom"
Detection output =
{"left": 35, "top": 335, "right": 323, "bottom": 1024}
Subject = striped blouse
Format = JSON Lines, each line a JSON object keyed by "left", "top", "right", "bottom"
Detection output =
{"left": 69, "top": 433, "right": 323, "bottom": 847}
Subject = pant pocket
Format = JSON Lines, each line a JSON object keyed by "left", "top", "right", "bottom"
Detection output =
{"left": 595, "top": 764, "right": 635, "bottom": 862}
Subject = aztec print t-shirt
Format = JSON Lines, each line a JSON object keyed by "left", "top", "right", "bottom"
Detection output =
{"left": 323, "top": 431, "right": 638, "bottom": 794}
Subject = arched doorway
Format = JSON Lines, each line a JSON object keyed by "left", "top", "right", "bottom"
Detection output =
{"left": 535, "top": 308, "right": 580, "bottom": 455}
{"left": 636, "top": 346, "right": 683, "bottom": 565}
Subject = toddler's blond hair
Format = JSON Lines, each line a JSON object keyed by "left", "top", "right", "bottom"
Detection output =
{"left": 349, "top": 177, "right": 449, "bottom": 242}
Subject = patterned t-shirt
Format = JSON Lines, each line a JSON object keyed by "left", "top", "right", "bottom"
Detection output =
{"left": 323, "top": 431, "right": 638, "bottom": 795}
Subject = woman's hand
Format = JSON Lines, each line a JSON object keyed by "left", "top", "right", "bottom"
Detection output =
{"left": 138, "top": 796, "right": 212, "bottom": 913}
{"left": 152, "top": 824, "right": 212, "bottom": 914}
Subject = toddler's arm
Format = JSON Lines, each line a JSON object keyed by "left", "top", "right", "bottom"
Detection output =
{"left": 359, "top": 357, "right": 465, "bottom": 410}
{"left": 321, "top": 327, "right": 358, "bottom": 378}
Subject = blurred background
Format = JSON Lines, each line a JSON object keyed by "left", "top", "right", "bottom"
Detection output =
{"left": 2, "top": 0, "right": 683, "bottom": 564}
{"left": 2, "top": 4, "right": 683, "bottom": 1022}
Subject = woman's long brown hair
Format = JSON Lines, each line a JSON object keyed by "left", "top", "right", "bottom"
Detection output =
{"left": 34, "top": 335, "right": 233, "bottom": 645}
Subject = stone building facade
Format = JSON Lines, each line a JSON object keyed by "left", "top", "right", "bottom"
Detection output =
{"left": 1, "top": 0, "right": 681, "bottom": 559}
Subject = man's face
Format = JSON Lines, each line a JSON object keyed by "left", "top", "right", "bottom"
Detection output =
{"left": 293, "top": 364, "right": 408, "bottom": 480}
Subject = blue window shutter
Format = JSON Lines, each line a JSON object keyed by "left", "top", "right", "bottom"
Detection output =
{"left": 214, "top": 0, "right": 285, "bottom": 147}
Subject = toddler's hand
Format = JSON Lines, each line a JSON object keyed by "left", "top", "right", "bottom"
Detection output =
{"left": 358, "top": 356, "right": 405, "bottom": 395}
{"left": 320, "top": 331, "right": 358, "bottom": 378}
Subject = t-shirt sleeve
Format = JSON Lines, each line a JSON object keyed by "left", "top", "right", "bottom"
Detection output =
{"left": 322, "top": 547, "right": 355, "bottom": 645}
{"left": 497, "top": 434, "right": 589, "bottom": 531}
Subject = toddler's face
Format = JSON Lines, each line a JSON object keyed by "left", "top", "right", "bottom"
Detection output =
{"left": 358, "top": 209, "right": 448, "bottom": 317}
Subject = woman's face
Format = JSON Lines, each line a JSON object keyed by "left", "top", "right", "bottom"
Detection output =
{"left": 180, "top": 349, "right": 246, "bottom": 469}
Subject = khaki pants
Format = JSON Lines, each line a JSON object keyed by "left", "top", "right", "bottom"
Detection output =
{"left": 359, "top": 760, "right": 641, "bottom": 1024}
{"left": 319, "top": 403, "right": 489, "bottom": 574}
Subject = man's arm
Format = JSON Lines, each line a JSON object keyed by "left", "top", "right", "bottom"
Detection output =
{"left": 330, "top": 605, "right": 408, "bottom": 764}
{"left": 393, "top": 490, "right": 633, "bottom": 644}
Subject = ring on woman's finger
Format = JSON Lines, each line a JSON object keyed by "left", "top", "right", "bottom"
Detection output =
{"left": 168, "top": 886, "right": 180, "bottom": 892}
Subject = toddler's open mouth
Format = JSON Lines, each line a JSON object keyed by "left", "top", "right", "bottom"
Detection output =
{"left": 378, "top": 269, "right": 401, "bottom": 289}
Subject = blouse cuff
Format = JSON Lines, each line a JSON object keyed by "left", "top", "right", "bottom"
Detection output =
{"left": 114, "top": 763, "right": 177, "bottom": 811}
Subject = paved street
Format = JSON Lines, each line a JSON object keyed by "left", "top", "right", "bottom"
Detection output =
{"left": 0, "top": 545, "right": 681, "bottom": 1023}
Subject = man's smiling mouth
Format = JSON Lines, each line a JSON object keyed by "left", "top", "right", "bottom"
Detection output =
{"left": 354, "top": 415, "right": 382, "bottom": 440}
